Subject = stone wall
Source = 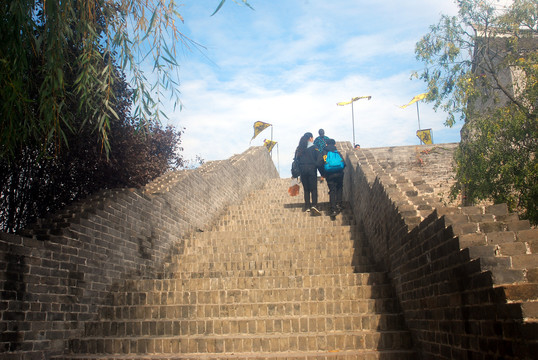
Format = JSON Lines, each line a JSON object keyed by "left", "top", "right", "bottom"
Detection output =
{"left": 0, "top": 146, "right": 279, "bottom": 360}
{"left": 341, "top": 142, "right": 538, "bottom": 359}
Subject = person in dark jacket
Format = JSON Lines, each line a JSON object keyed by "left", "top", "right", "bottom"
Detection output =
{"left": 314, "top": 128, "right": 329, "bottom": 153}
{"left": 314, "top": 128, "right": 330, "bottom": 183}
{"left": 294, "top": 132, "right": 323, "bottom": 215}
{"left": 322, "top": 138, "right": 345, "bottom": 217}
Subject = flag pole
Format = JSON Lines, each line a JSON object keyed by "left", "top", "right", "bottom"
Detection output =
{"left": 416, "top": 102, "right": 423, "bottom": 145}
{"left": 270, "top": 126, "right": 272, "bottom": 154}
{"left": 276, "top": 143, "right": 280, "bottom": 175}
{"left": 351, "top": 101, "right": 356, "bottom": 146}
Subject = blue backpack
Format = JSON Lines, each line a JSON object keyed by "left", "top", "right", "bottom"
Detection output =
{"left": 324, "top": 151, "right": 345, "bottom": 172}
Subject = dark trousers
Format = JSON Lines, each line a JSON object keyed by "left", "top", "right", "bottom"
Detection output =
{"left": 301, "top": 169, "right": 318, "bottom": 208}
{"left": 326, "top": 171, "right": 344, "bottom": 211}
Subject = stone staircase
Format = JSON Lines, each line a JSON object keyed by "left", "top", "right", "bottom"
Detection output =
{"left": 64, "top": 178, "right": 417, "bottom": 359}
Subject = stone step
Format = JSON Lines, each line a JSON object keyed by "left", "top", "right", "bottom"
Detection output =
{"left": 161, "top": 264, "right": 378, "bottom": 278}
{"left": 99, "top": 298, "right": 402, "bottom": 320}
{"left": 185, "top": 237, "right": 361, "bottom": 249}
{"left": 211, "top": 223, "right": 355, "bottom": 232}
{"left": 108, "top": 284, "right": 396, "bottom": 306}
{"left": 83, "top": 313, "right": 408, "bottom": 337}
{"left": 175, "top": 252, "right": 371, "bottom": 265}
{"left": 191, "top": 226, "right": 357, "bottom": 239}
{"left": 219, "top": 207, "right": 352, "bottom": 216}
{"left": 58, "top": 349, "right": 417, "bottom": 360}
{"left": 124, "top": 273, "right": 390, "bottom": 292}
{"left": 497, "top": 283, "right": 538, "bottom": 302}
{"left": 172, "top": 258, "right": 373, "bottom": 269}
{"left": 68, "top": 330, "right": 414, "bottom": 355}
{"left": 182, "top": 243, "right": 371, "bottom": 256}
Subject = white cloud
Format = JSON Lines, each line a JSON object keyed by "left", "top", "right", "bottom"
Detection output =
{"left": 167, "top": 0, "right": 466, "bottom": 177}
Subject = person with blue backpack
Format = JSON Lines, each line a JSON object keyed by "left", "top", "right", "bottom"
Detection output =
{"left": 322, "top": 138, "right": 345, "bottom": 217}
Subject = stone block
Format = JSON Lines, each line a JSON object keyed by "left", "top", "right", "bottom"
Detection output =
{"left": 479, "top": 256, "right": 511, "bottom": 270}
{"left": 521, "top": 302, "right": 538, "bottom": 320}
{"left": 444, "top": 214, "right": 469, "bottom": 225}
{"left": 462, "top": 206, "right": 483, "bottom": 215}
{"left": 486, "top": 231, "right": 516, "bottom": 244}
{"left": 451, "top": 222, "right": 478, "bottom": 235}
{"left": 480, "top": 222, "right": 505, "bottom": 233}
{"left": 506, "top": 220, "right": 531, "bottom": 231}
{"left": 437, "top": 207, "right": 462, "bottom": 216}
{"left": 459, "top": 233, "right": 487, "bottom": 248}
{"left": 511, "top": 254, "right": 538, "bottom": 270}
{"left": 485, "top": 203, "right": 509, "bottom": 216}
{"left": 498, "top": 242, "right": 527, "bottom": 256}
{"left": 502, "top": 283, "right": 538, "bottom": 301}
{"left": 490, "top": 268, "right": 526, "bottom": 284}
{"left": 517, "top": 229, "right": 538, "bottom": 243}
{"left": 469, "top": 214, "right": 495, "bottom": 223}
{"left": 467, "top": 245, "right": 496, "bottom": 258}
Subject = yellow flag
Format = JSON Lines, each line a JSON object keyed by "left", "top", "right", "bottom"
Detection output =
{"left": 337, "top": 96, "right": 371, "bottom": 106}
{"left": 263, "top": 139, "right": 277, "bottom": 152}
{"left": 416, "top": 129, "right": 433, "bottom": 145}
{"left": 400, "top": 93, "right": 428, "bottom": 109}
{"left": 251, "top": 121, "right": 272, "bottom": 141}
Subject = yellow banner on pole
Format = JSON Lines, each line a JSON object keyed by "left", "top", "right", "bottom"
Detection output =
{"left": 400, "top": 93, "right": 428, "bottom": 109}
{"left": 337, "top": 96, "right": 372, "bottom": 106}
{"left": 264, "top": 139, "right": 277, "bottom": 152}
{"left": 416, "top": 129, "right": 433, "bottom": 145}
{"left": 251, "top": 121, "right": 272, "bottom": 141}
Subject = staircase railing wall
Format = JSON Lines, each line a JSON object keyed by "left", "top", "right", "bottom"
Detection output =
{"left": 342, "top": 143, "right": 536, "bottom": 359}
{"left": 0, "top": 146, "right": 279, "bottom": 359}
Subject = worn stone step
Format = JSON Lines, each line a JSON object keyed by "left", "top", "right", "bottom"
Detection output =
{"left": 190, "top": 227, "right": 357, "bottom": 240}
{"left": 161, "top": 264, "right": 378, "bottom": 279}
{"left": 124, "top": 273, "right": 390, "bottom": 292}
{"left": 497, "top": 283, "right": 538, "bottom": 302}
{"left": 160, "top": 265, "right": 379, "bottom": 279}
{"left": 69, "top": 330, "right": 414, "bottom": 354}
{"left": 182, "top": 243, "right": 371, "bottom": 256}
{"left": 176, "top": 253, "right": 371, "bottom": 266}
{"left": 100, "top": 298, "right": 402, "bottom": 321}
{"left": 108, "top": 284, "right": 396, "bottom": 306}
{"left": 60, "top": 349, "right": 417, "bottom": 360}
{"left": 211, "top": 222, "right": 356, "bottom": 232}
{"left": 185, "top": 237, "right": 362, "bottom": 250}
{"left": 83, "top": 313, "right": 408, "bottom": 337}
{"left": 168, "top": 257, "right": 371, "bottom": 269}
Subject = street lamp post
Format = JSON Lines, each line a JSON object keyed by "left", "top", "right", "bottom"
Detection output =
{"left": 337, "top": 96, "right": 372, "bottom": 146}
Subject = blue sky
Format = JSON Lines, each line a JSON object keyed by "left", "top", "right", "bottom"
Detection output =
{"left": 166, "top": 0, "right": 467, "bottom": 177}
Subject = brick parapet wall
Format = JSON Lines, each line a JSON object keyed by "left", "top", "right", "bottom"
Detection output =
{"left": 341, "top": 142, "right": 538, "bottom": 359}
{"left": 0, "top": 146, "right": 278, "bottom": 359}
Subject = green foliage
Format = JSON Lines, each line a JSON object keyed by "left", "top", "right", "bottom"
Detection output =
{"left": 416, "top": 0, "right": 537, "bottom": 223}
{"left": 0, "top": 69, "right": 186, "bottom": 233}
{"left": 212, "top": 0, "right": 254, "bottom": 16}
{"left": 0, "top": 0, "right": 246, "bottom": 160}
{"left": 453, "top": 105, "right": 537, "bottom": 223}
{"left": 414, "top": 0, "right": 537, "bottom": 126}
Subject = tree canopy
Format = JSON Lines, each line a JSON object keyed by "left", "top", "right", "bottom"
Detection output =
{"left": 0, "top": 0, "right": 250, "bottom": 160}
{"left": 0, "top": 1, "right": 257, "bottom": 233}
{"left": 414, "top": 0, "right": 537, "bottom": 223}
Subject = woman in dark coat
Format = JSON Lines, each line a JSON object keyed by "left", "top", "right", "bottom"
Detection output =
{"left": 294, "top": 132, "right": 323, "bottom": 215}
